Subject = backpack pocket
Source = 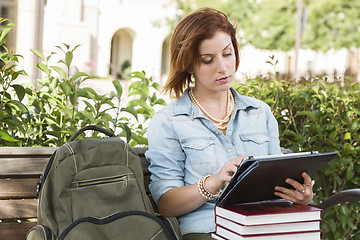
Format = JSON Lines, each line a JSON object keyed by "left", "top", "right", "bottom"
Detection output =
{"left": 70, "top": 165, "right": 147, "bottom": 221}
{"left": 26, "top": 225, "right": 54, "bottom": 240}
{"left": 58, "top": 211, "right": 178, "bottom": 240}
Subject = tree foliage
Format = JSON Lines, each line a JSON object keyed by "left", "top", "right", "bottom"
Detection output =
{"left": 302, "top": 0, "right": 360, "bottom": 51}
{"left": 178, "top": 0, "right": 360, "bottom": 51}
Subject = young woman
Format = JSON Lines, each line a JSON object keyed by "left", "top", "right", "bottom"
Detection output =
{"left": 145, "top": 8, "right": 314, "bottom": 239}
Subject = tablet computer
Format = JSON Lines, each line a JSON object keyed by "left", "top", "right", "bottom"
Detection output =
{"left": 216, "top": 151, "right": 338, "bottom": 207}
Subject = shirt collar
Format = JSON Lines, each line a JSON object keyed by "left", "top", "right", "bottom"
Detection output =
{"left": 230, "top": 88, "right": 259, "bottom": 111}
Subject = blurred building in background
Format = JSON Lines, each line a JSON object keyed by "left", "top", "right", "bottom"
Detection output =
{"left": 8, "top": 0, "right": 174, "bottom": 85}
{"left": 2, "top": 0, "right": 358, "bottom": 86}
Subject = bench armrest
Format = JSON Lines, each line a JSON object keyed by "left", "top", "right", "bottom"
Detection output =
{"left": 310, "top": 189, "right": 360, "bottom": 210}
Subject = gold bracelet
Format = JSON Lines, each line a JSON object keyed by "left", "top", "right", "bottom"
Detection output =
{"left": 197, "top": 175, "right": 220, "bottom": 200}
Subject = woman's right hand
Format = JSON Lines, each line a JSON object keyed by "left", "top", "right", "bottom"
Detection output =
{"left": 204, "top": 156, "right": 246, "bottom": 194}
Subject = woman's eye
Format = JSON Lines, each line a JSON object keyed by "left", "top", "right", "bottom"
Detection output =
{"left": 223, "top": 52, "right": 232, "bottom": 57}
{"left": 202, "top": 59, "right": 213, "bottom": 64}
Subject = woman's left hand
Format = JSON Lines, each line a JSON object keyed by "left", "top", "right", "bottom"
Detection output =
{"left": 274, "top": 172, "right": 314, "bottom": 205}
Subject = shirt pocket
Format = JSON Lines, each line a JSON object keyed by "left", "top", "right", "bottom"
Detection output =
{"left": 181, "top": 137, "right": 219, "bottom": 176}
{"left": 240, "top": 134, "right": 270, "bottom": 156}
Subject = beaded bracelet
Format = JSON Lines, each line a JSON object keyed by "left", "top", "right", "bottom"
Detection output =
{"left": 197, "top": 175, "right": 220, "bottom": 200}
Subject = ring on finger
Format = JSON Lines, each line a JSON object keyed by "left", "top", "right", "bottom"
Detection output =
{"left": 304, "top": 180, "right": 315, "bottom": 186}
{"left": 297, "top": 189, "right": 305, "bottom": 193}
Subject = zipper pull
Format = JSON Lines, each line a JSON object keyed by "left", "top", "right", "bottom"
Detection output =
{"left": 123, "top": 176, "right": 128, "bottom": 187}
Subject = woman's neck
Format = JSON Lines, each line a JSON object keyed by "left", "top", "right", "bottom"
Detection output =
{"left": 191, "top": 88, "right": 229, "bottom": 114}
{"left": 189, "top": 88, "right": 234, "bottom": 134}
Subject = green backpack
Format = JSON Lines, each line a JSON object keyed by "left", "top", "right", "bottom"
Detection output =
{"left": 26, "top": 125, "right": 181, "bottom": 240}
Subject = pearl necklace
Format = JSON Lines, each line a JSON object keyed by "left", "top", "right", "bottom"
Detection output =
{"left": 189, "top": 89, "right": 234, "bottom": 130}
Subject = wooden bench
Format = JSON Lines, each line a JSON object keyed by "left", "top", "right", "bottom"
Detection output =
{"left": 0, "top": 146, "right": 152, "bottom": 240}
{"left": 1, "top": 146, "right": 360, "bottom": 240}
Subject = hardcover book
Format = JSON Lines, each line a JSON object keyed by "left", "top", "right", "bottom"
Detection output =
{"left": 212, "top": 227, "right": 322, "bottom": 240}
{"left": 216, "top": 151, "right": 337, "bottom": 206}
{"left": 215, "top": 215, "right": 321, "bottom": 235}
{"left": 215, "top": 200, "right": 322, "bottom": 226}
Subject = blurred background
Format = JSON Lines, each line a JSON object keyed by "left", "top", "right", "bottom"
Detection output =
{"left": 2, "top": 0, "right": 360, "bottom": 89}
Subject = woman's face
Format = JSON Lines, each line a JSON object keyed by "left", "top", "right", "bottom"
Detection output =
{"left": 192, "top": 31, "right": 236, "bottom": 94}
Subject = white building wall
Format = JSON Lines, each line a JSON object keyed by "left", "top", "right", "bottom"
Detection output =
{"left": 96, "top": 0, "right": 174, "bottom": 79}
{"left": 16, "top": 0, "right": 38, "bottom": 81}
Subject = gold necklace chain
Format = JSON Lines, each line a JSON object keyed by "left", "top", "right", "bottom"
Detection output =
{"left": 189, "top": 89, "right": 234, "bottom": 130}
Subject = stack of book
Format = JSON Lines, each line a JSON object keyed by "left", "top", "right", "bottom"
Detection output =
{"left": 212, "top": 200, "right": 323, "bottom": 240}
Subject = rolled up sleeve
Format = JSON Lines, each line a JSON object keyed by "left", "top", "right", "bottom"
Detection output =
{"left": 145, "top": 109, "right": 186, "bottom": 203}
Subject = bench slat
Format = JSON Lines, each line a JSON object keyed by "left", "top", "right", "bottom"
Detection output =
{"left": 0, "top": 147, "right": 56, "bottom": 156}
{"left": 0, "top": 221, "right": 36, "bottom": 240}
{"left": 0, "top": 199, "right": 37, "bottom": 219}
{"left": 0, "top": 158, "right": 49, "bottom": 177}
{"left": 0, "top": 178, "right": 39, "bottom": 200}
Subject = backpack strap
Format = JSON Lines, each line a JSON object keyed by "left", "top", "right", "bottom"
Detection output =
{"left": 68, "top": 125, "right": 115, "bottom": 142}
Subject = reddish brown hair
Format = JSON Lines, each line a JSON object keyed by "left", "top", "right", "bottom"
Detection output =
{"left": 163, "top": 8, "right": 240, "bottom": 99}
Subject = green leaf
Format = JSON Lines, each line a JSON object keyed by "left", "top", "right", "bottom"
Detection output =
{"left": 296, "top": 111, "right": 316, "bottom": 121}
{"left": 153, "top": 98, "right": 167, "bottom": 106}
{"left": 50, "top": 66, "right": 67, "bottom": 80}
{"left": 37, "top": 62, "right": 50, "bottom": 75}
{"left": 65, "top": 51, "right": 73, "bottom": 68}
{"left": 30, "top": 49, "right": 45, "bottom": 62}
{"left": 122, "top": 123, "right": 132, "bottom": 143}
{"left": 79, "top": 110, "right": 95, "bottom": 122}
{"left": 83, "top": 100, "right": 96, "bottom": 114}
{"left": 131, "top": 133, "right": 148, "bottom": 145}
{"left": 129, "top": 81, "right": 149, "bottom": 97}
{"left": 346, "top": 167, "right": 354, "bottom": 181}
{"left": 112, "top": 80, "right": 123, "bottom": 98}
{"left": 59, "top": 82, "right": 70, "bottom": 95}
{"left": 5, "top": 100, "right": 28, "bottom": 112}
{"left": 44, "top": 116, "right": 60, "bottom": 127}
{"left": 71, "top": 44, "right": 81, "bottom": 53}
{"left": 121, "top": 106, "right": 138, "bottom": 120}
{"left": 344, "top": 132, "right": 351, "bottom": 140}
{"left": 77, "top": 88, "right": 94, "bottom": 98}
{"left": 350, "top": 121, "right": 358, "bottom": 132}
{"left": 151, "top": 82, "right": 161, "bottom": 91}
{"left": 0, "top": 26, "right": 12, "bottom": 45}
{"left": 130, "top": 71, "right": 146, "bottom": 80}
{"left": 127, "top": 99, "right": 144, "bottom": 108}
{"left": 138, "top": 102, "right": 155, "bottom": 117}
{"left": 11, "top": 84, "right": 26, "bottom": 101}
{"left": 0, "top": 130, "right": 19, "bottom": 142}
{"left": 46, "top": 52, "right": 57, "bottom": 62}
{"left": 70, "top": 72, "right": 89, "bottom": 82}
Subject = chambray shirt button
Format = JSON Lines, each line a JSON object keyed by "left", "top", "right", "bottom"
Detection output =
{"left": 215, "top": 131, "right": 220, "bottom": 135}
{"left": 228, "top": 149, "right": 232, "bottom": 152}
{"left": 228, "top": 131, "right": 232, "bottom": 135}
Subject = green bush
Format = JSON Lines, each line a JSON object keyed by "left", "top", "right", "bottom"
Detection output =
{"left": 0, "top": 19, "right": 166, "bottom": 147}
{"left": 233, "top": 71, "right": 360, "bottom": 239}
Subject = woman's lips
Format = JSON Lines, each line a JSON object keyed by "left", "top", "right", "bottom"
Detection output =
{"left": 217, "top": 76, "right": 229, "bottom": 83}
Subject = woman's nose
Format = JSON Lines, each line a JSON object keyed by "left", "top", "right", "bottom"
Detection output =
{"left": 217, "top": 58, "right": 226, "bottom": 73}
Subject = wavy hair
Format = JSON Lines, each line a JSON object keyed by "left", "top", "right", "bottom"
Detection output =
{"left": 163, "top": 8, "right": 240, "bottom": 99}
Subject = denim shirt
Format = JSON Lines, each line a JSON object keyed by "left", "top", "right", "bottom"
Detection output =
{"left": 145, "top": 88, "right": 281, "bottom": 235}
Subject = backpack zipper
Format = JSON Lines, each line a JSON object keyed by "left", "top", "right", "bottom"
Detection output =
{"left": 74, "top": 175, "right": 128, "bottom": 188}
